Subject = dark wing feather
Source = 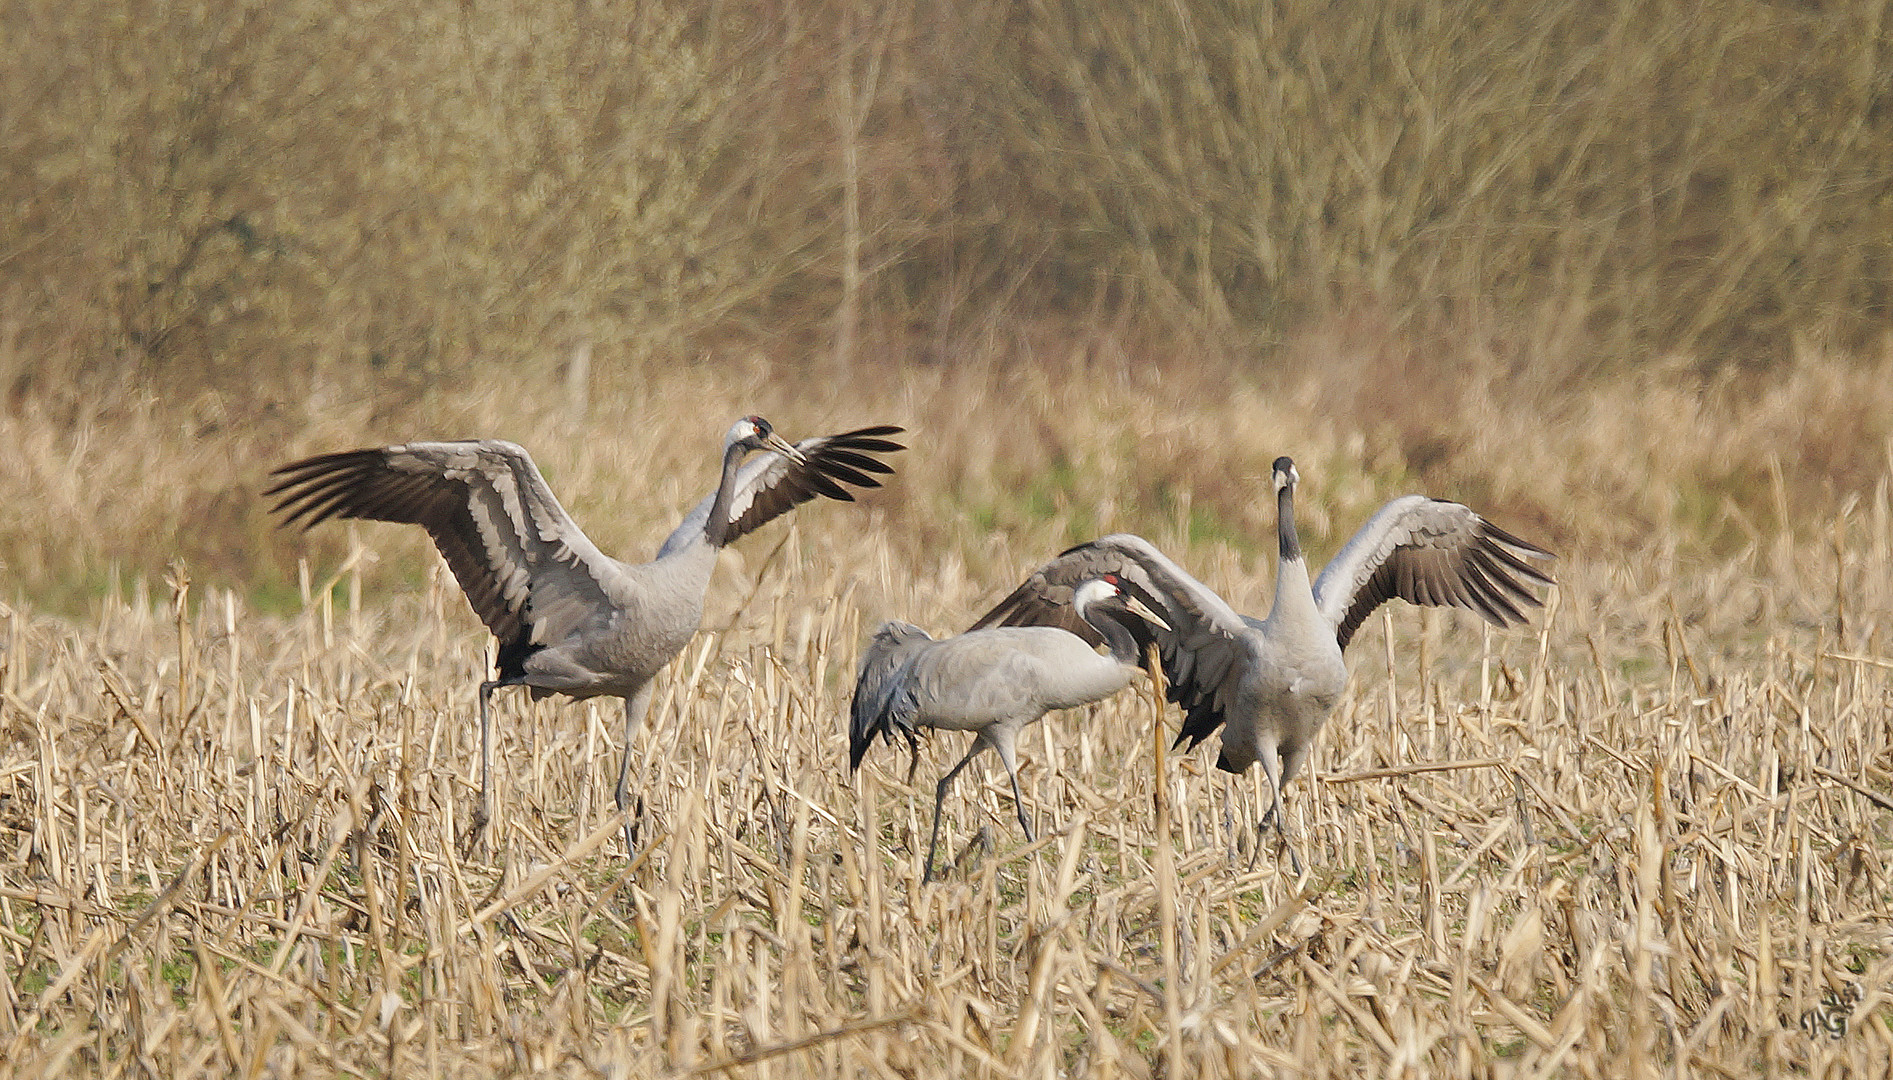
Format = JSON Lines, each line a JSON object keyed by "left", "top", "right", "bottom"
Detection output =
{"left": 266, "top": 440, "right": 619, "bottom": 666}
{"left": 658, "top": 425, "right": 905, "bottom": 557}
{"left": 725, "top": 425, "right": 904, "bottom": 541}
{"left": 970, "top": 533, "right": 1257, "bottom": 749}
{"left": 1313, "top": 495, "right": 1555, "bottom": 651}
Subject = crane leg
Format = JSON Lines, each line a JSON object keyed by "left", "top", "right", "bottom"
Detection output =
{"left": 1277, "top": 743, "right": 1311, "bottom": 875}
{"left": 924, "top": 738, "right": 988, "bottom": 884}
{"left": 902, "top": 729, "right": 922, "bottom": 786}
{"left": 988, "top": 727, "right": 1035, "bottom": 844}
{"left": 614, "top": 684, "right": 656, "bottom": 861}
{"left": 471, "top": 680, "right": 503, "bottom": 853}
{"left": 1222, "top": 785, "right": 1241, "bottom": 861}
{"left": 1254, "top": 741, "right": 1304, "bottom": 876}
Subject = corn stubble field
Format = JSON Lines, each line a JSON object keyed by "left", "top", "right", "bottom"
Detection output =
{"left": 4, "top": 359, "right": 1893, "bottom": 1078}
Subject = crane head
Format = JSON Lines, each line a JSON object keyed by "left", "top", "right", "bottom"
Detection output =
{"left": 1076, "top": 575, "right": 1171, "bottom": 631}
{"left": 728, "top": 415, "right": 807, "bottom": 463}
{"left": 1272, "top": 456, "right": 1299, "bottom": 495}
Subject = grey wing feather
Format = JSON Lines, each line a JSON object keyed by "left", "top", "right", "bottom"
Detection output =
{"left": 1313, "top": 495, "right": 1556, "bottom": 651}
{"left": 266, "top": 440, "right": 620, "bottom": 657}
{"left": 658, "top": 425, "right": 905, "bottom": 558}
{"left": 970, "top": 533, "right": 1254, "bottom": 749}
{"left": 849, "top": 620, "right": 935, "bottom": 771}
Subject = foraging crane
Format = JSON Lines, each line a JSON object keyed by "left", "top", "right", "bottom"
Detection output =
{"left": 972, "top": 457, "right": 1554, "bottom": 870}
{"left": 268, "top": 417, "right": 905, "bottom": 853}
{"left": 851, "top": 576, "right": 1170, "bottom": 882}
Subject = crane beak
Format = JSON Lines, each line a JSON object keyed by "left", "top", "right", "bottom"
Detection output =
{"left": 1123, "top": 595, "right": 1171, "bottom": 632}
{"left": 765, "top": 432, "right": 808, "bottom": 463}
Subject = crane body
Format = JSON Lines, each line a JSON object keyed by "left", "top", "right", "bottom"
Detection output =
{"left": 974, "top": 457, "right": 1554, "bottom": 870}
{"left": 852, "top": 577, "right": 1168, "bottom": 882}
{"left": 269, "top": 418, "right": 905, "bottom": 854}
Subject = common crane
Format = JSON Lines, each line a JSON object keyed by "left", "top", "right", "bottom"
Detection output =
{"left": 972, "top": 457, "right": 1554, "bottom": 871}
{"left": 851, "top": 575, "right": 1169, "bottom": 883}
{"left": 268, "top": 417, "right": 905, "bottom": 853}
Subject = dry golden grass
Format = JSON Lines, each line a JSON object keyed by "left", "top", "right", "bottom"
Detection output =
{"left": 3, "top": 351, "right": 1893, "bottom": 1076}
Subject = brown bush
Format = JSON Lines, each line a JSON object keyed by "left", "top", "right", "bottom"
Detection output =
{"left": 3, "top": 0, "right": 1889, "bottom": 404}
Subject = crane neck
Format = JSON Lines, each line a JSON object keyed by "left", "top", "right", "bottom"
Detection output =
{"left": 703, "top": 440, "right": 749, "bottom": 548}
{"left": 1277, "top": 483, "right": 1301, "bottom": 562}
{"left": 1084, "top": 604, "right": 1147, "bottom": 668}
{"left": 1269, "top": 481, "right": 1322, "bottom": 625}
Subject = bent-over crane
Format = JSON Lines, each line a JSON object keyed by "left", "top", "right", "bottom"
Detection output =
{"left": 268, "top": 417, "right": 905, "bottom": 853}
{"left": 851, "top": 575, "right": 1169, "bottom": 882}
{"left": 972, "top": 457, "right": 1554, "bottom": 871}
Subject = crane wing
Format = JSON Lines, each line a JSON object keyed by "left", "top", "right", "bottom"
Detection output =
{"left": 266, "top": 440, "right": 620, "bottom": 663}
{"left": 1312, "top": 495, "right": 1555, "bottom": 651}
{"left": 969, "top": 533, "right": 1256, "bottom": 750}
{"left": 848, "top": 620, "right": 936, "bottom": 772}
{"left": 657, "top": 425, "right": 905, "bottom": 558}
